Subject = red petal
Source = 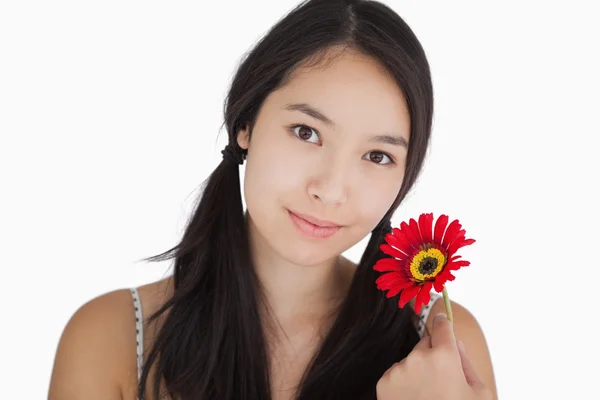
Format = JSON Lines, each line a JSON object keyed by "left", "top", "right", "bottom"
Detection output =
{"left": 373, "top": 257, "right": 403, "bottom": 272}
{"left": 385, "top": 280, "right": 414, "bottom": 298}
{"left": 432, "top": 271, "right": 455, "bottom": 292}
{"left": 433, "top": 214, "right": 449, "bottom": 245}
{"left": 433, "top": 279, "right": 445, "bottom": 292}
{"left": 438, "top": 270, "right": 456, "bottom": 282}
{"left": 375, "top": 272, "right": 408, "bottom": 289}
{"left": 383, "top": 233, "right": 410, "bottom": 257}
{"left": 413, "top": 281, "right": 433, "bottom": 314}
{"left": 391, "top": 227, "right": 415, "bottom": 249}
{"left": 445, "top": 260, "right": 470, "bottom": 271}
{"left": 400, "top": 221, "right": 420, "bottom": 249}
{"left": 447, "top": 237, "right": 476, "bottom": 256}
{"left": 441, "top": 219, "right": 463, "bottom": 249}
{"left": 408, "top": 218, "right": 422, "bottom": 243}
{"left": 380, "top": 244, "right": 409, "bottom": 260}
{"left": 398, "top": 284, "right": 421, "bottom": 308}
{"left": 445, "top": 229, "right": 465, "bottom": 252}
{"left": 418, "top": 213, "right": 434, "bottom": 243}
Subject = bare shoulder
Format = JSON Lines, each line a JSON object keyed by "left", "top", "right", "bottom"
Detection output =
{"left": 48, "top": 287, "right": 138, "bottom": 399}
{"left": 425, "top": 297, "right": 498, "bottom": 399}
{"left": 48, "top": 276, "right": 174, "bottom": 400}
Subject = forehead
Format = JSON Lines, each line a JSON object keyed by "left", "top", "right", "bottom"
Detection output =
{"left": 269, "top": 48, "right": 411, "bottom": 140}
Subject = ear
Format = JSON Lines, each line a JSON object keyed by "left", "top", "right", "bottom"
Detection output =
{"left": 236, "top": 124, "right": 250, "bottom": 150}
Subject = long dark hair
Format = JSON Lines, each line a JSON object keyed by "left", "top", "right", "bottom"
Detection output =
{"left": 138, "top": 0, "right": 434, "bottom": 398}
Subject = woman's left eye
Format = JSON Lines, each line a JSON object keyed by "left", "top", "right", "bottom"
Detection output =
{"left": 364, "top": 151, "right": 394, "bottom": 165}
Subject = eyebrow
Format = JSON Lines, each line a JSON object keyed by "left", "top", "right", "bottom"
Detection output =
{"left": 283, "top": 102, "right": 409, "bottom": 149}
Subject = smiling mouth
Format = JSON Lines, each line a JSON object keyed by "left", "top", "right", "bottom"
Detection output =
{"left": 287, "top": 210, "right": 342, "bottom": 228}
{"left": 287, "top": 209, "right": 342, "bottom": 239}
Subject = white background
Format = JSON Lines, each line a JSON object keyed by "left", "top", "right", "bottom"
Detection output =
{"left": 1, "top": 0, "right": 598, "bottom": 398}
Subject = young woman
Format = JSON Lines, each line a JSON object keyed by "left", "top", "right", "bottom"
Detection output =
{"left": 49, "top": 0, "right": 496, "bottom": 399}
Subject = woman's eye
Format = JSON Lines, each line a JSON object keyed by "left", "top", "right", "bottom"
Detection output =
{"left": 292, "top": 125, "right": 320, "bottom": 144}
{"left": 365, "top": 151, "right": 394, "bottom": 165}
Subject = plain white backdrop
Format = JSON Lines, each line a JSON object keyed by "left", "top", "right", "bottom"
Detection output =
{"left": 1, "top": 0, "right": 598, "bottom": 398}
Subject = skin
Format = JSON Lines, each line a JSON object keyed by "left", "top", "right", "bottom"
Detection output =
{"left": 48, "top": 48, "right": 497, "bottom": 400}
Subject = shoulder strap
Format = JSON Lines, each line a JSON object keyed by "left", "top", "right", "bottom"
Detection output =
{"left": 130, "top": 288, "right": 144, "bottom": 383}
{"left": 416, "top": 291, "right": 442, "bottom": 337}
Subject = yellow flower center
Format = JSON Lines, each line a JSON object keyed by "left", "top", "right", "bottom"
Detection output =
{"left": 409, "top": 247, "right": 446, "bottom": 281}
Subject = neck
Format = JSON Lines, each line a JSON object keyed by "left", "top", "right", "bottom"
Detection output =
{"left": 244, "top": 212, "right": 352, "bottom": 337}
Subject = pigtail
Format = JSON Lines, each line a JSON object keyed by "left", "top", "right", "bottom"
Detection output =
{"left": 138, "top": 142, "right": 271, "bottom": 400}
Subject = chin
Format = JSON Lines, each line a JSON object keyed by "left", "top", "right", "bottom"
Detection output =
{"left": 283, "top": 246, "right": 334, "bottom": 267}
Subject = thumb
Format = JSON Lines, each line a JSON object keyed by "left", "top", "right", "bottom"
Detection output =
{"left": 457, "top": 340, "right": 484, "bottom": 389}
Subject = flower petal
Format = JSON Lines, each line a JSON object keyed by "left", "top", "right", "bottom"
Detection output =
{"left": 432, "top": 270, "right": 454, "bottom": 292}
{"left": 445, "top": 260, "right": 470, "bottom": 271}
{"left": 375, "top": 272, "right": 409, "bottom": 290}
{"left": 380, "top": 244, "right": 409, "bottom": 260}
{"left": 433, "top": 279, "right": 445, "bottom": 293}
{"left": 433, "top": 214, "right": 449, "bottom": 245}
{"left": 373, "top": 257, "right": 403, "bottom": 272}
{"left": 398, "top": 284, "right": 421, "bottom": 308}
{"left": 413, "top": 281, "right": 433, "bottom": 314}
{"left": 441, "top": 219, "right": 463, "bottom": 249}
{"left": 399, "top": 221, "right": 420, "bottom": 250}
{"left": 438, "top": 270, "right": 456, "bottom": 283}
{"left": 445, "top": 229, "right": 465, "bottom": 251}
{"left": 418, "top": 213, "right": 434, "bottom": 243}
{"left": 447, "top": 237, "right": 476, "bottom": 256}
{"left": 383, "top": 232, "right": 411, "bottom": 257}
{"left": 449, "top": 254, "right": 463, "bottom": 262}
{"left": 385, "top": 280, "right": 414, "bottom": 298}
{"left": 408, "top": 218, "right": 422, "bottom": 243}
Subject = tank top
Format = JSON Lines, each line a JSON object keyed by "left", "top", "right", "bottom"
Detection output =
{"left": 129, "top": 288, "right": 442, "bottom": 383}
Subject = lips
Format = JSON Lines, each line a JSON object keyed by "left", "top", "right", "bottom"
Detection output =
{"left": 288, "top": 210, "right": 341, "bottom": 239}
{"left": 288, "top": 210, "right": 342, "bottom": 228}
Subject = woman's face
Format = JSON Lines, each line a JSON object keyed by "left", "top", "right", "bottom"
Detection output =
{"left": 237, "top": 49, "right": 411, "bottom": 266}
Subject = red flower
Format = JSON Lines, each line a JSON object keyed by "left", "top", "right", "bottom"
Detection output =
{"left": 373, "top": 213, "right": 475, "bottom": 314}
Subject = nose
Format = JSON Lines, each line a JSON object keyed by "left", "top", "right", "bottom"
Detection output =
{"left": 307, "top": 156, "right": 349, "bottom": 206}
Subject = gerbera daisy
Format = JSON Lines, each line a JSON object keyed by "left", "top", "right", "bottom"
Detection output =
{"left": 373, "top": 213, "right": 475, "bottom": 315}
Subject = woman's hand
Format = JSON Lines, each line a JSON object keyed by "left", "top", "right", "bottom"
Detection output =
{"left": 376, "top": 313, "right": 492, "bottom": 400}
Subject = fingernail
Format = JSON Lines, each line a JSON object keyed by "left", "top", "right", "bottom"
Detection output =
{"left": 433, "top": 313, "right": 447, "bottom": 325}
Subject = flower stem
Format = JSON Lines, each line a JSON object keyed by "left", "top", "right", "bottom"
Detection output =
{"left": 442, "top": 286, "right": 453, "bottom": 324}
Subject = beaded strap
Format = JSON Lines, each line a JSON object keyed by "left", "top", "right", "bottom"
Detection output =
{"left": 130, "top": 288, "right": 144, "bottom": 382}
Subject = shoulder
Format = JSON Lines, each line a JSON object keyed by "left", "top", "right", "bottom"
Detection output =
{"left": 424, "top": 297, "right": 488, "bottom": 350}
{"left": 48, "top": 288, "right": 138, "bottom": 399}
{"left": 48, "top": 277, "right": 174, "bottom": 400}
{"left": 424, "top": 296, "right": 498, "bottom": 397}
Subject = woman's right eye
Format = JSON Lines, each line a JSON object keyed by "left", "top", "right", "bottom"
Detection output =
{"left": 292, "top": 124, "right": 320, "bottom": 144}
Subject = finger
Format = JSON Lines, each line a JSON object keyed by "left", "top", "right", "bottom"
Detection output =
{"left": 430, "top": 312, "right": 457, "bottom": 350}
{"left": 457, "top": 340, "right": 485, "bottom": 389}
{"left": 383, "top": 358, "right": 406, "bottom": 377}
{"left": 412, "top": 333, "right": 432, "bottom": 353}
{"left": 389, "top": 336, "right": 430, "bottom": 371}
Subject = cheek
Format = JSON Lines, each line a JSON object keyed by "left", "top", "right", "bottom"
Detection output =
{"left": 244, "top": 138, "right": 301, "bottom": 199}
{"left": 242, "top": 133, "right": 304, "bottom": 228}
{"left": 354, "top": 183, "right": 400, "bottom": 229}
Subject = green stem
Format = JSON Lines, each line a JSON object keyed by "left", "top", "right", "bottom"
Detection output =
{"left": 442, "top": 286, "right": 453, "bottom": 324}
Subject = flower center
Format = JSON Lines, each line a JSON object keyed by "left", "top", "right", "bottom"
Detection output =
{"left": 409, "top": 247, "right": 446, "bottom": 281}
{"left": 420, "top": 258, "right": 438, "bottom": 274}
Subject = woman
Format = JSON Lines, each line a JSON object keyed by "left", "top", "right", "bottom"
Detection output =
{"left": 49, "top": 0, "right": 496, "bottom": 399}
